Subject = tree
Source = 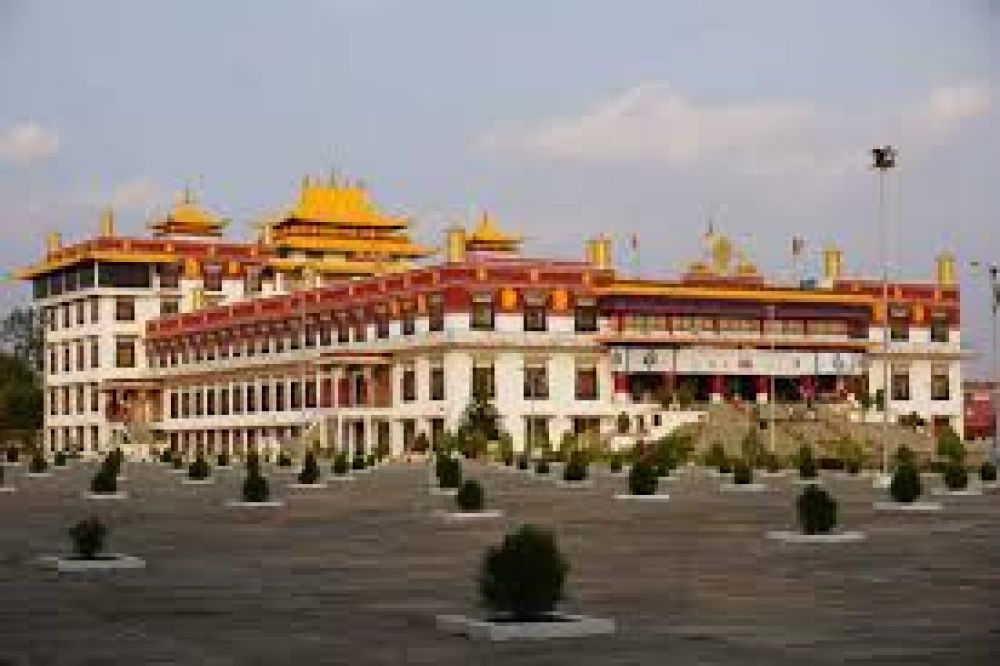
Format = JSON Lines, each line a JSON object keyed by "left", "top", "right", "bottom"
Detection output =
{"left": 460, "top": 394, "right": 500, "bottom": 443}
{"left": 0, "top": 352, "right": 43, "bottom": 433}
{"left": 0, "top": 307, "right": 42, "bottom": 372}
{"left": 935, "top": 425, "right": 965, "bottom": 463}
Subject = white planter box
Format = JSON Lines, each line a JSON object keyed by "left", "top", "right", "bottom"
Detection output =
{"left": 720, "top": 483, "right": 769, "bottom": 493}
{"left": 0, "top": 486, "right": 16, "bottom": 493}
{"left": 225, "top": 500, "right": 284, "bottom": 508}
{"left": 328, "top": 475, "right": 356, "bottom": 482}
{"left": 430, "top": 487, "right": 459, "bottom": 497}
{"left": 38, "top": 554, "right": 145, "bottom": 572}
{"left": 167, "top": 468, "right": 188, "bottom": 475}
{"left": 871, "top": 474, "right": 892, "bottom": 489}
{"left": 553, "top": 479, "right": 594, "bottom": 489}
{"left": 759, "top": 470, "right": 789, "bottom": 479}
{"left": 873, "top": 500, "right": 943, "bottom": 512}
{"left": 82, "top": 492, "right": 128, "bottom": 500}
{"left": 436, "top": 612, "right": 615, "bottom": 641}
{"left": 792, "top": 478, "right": 822, "bottom": 486}
{"left": 181, "top": 478, "right": 215, "bottom": 486}
{"left": 766, "top": 530, "right": 866, "bottom": 543}
{"left": 215, "top": 465, "right": 234, "bottom": 471}
{"left": 25, "top": 472, "right": 52, "bottom": 478}
{"left": 930, "top": 487, "right": 982, "bottom": 497}
{"left": 288, "top": 482, "right": 329, "bottom": 490}
{"left": 0, "top": 462, "right": 22, "bottom": 468}
{"left": 980, "top": 480, "right": 1000, "bottom": 490}
{"left": 433, "top": 509, "right": 503, "bottom": 521}
{"left": 613, "top": 493, "right": 670, "bottom": 502}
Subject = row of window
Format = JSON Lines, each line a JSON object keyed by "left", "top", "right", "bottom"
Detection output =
{"left": 47, "top": 383, "right": 101, "bottom": 416}
{"left": 169, "top": 380, "right": 321, "bottom": 419}
{"left": 890, "top": 368, "right": 952, "bottom": 401}
{"left": 43, "top": 296, "right": 136, "bottom": 332}
{"left": 47, "top": 336, "right": 137, "bottom": 373}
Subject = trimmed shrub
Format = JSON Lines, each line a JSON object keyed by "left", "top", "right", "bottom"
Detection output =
{"left": 246, "top": 451, "right": 260, "bottom": 472}
{"left": 217, "top": 452, "right": 230, "bottom": 467}
{"left": 351, "top": 454, "right": 366, "bottom": 471}
{"left": 69, "top": 517, "right": 107, "bottom": 560}
{"left": 796, "top": 485, "right": 838, "bottom": 535}
{"left": 159, "top": 449, "right": 173, "bottom": 464}
{"left": 54, "top": 451, "right": 67, "bottom": 467}
{"left": 889, "top": 461, "right": 921, "bottom": 503}
{"left": 413, "top": 432, "right": 430, "bottom": 454}
{"left": 534, "top": 459, "right": 550, "bottom": 475}
{"left": 277, "top": 452, "right": 293, "bottom": 467}
{"left": 704, "top": 441, "right": 727, "bottom": 470}
{"left": 837, "top": 438, "right": 864, "bottom": 474}
{"left": 479, "top": 525, "right": 568, "bottom": 621}
{"left": 436, "top": 456, "right": 462, "bottom": 489}
{"left": 562, "top": 450, "right": 588, "bottom": 482}
{"left": 796, "top": 444, "right": 818, "bottom": 480}
{"left": 0, "top": 465, "right": 5, "bottom": 486}
{"left": 616, "top": 412, "right": 631, "bottom": 434}
{"left": 456, "top": 479, "right": 485, "bottom": 512}
{"left": 935, "top": 426, "right": 965, "bottom": 463}
{"left": 366, "top": 454, "right": 376, "bottom": 468}
{"left": 980, "top": 461, "right": 997, "bottom": 482}
{"left": 502, "top": 452, "right": 514, "bottom": 467}
{"left": 188, "top": 455, "right": 210, "bottom": 480}
{"left": 516, "top": 455, "right": 529, "bottom": 471}
{"left": 818, "top": 457, "right": 845, "bottom": 471}
{"left": 242, "top": 470, "right": 270, "bottom": 503}
{"left": 29, "top": 452, "right": 48, "bottom": 474}
{"left": 654, "top": 433, "right": 693, "bottom": 472}
{"left": 5, "top": 448, "right": 19, "bottom": 463}
{"left": 609, "top": 454, "right": 624, "bottom": 474}
{"left": 762, "top": 451, "right": 781, "bottom": 473}
{"left": 332, "top": 453, "right": 349, "bottom": 475}
{"left": 375, "top": 439, "right": 390, "bottom": 462}
{"left": 628, "top": 460, "right": 659, "bottom": 495}
{"left": 172, "top": 455, "right": 185, "bottom": 470}
{"left": 90, "top": 468, "right": 117, "bottom": 494}
{"left": 719, "top": 458, "right": 733, "bottom": 474}
{"left": 740, "top": 428, "right": 765, "bottom": 468}
{"left": 732, "top": 459, "right": 753, "bottom": 485}
{"left": 298, "top": 452, "right": 320, "bottom": 484}
{"left": 942, "top": 461, "right": 968, "bottom": 491}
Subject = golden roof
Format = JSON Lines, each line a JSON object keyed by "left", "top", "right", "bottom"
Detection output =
{"left": 277, "top": 176, "right": 409, "bottom": 230}
{"left": 150, "top": 189, "right": 226, "bottom": 237}
{"left": 466, "top": 211, "right": 522, "bottom": 252}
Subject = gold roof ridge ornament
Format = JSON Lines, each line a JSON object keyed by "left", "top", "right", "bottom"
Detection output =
{"left": 149, "top": 186, "right": 226, "bottom": 238}
{"left": 465, "top": 210, "right": 522, "bottom": 254}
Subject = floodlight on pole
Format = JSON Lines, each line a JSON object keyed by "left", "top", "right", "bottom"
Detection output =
{"left": 871, "top": 145, "right": 897, "bottom": 487}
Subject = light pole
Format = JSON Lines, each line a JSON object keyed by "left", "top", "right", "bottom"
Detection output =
{"left": 971, "top": 261, "right": 999, "bottom": 466}
{"left": 767, "top": 303, "right": 776, "bottom": 454}
{"left": 871, "top": 145, "right": 897, "bottom": 484}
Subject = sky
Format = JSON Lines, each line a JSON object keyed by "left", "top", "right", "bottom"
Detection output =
{"left": 0, "top": 0, "right": 997, "bottom": 372}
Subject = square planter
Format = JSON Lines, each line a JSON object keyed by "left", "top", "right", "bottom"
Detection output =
{"left": 792, "top": 477, "right": 821, "bottom": 486}
{"left": 225, "top": 500, "right": 285, "bottom": 508}
{"left": 433, "top": 509, "right": 504, "bottom": 521}
{"left": 181, "top": 478, "right": 215, "bottom": 486}
{"left": 554, "top": 479, "right": 594, "bottom": 489}
{"left": 873, "top": 500, "right": 943, "bottom": 512}
{"left": 38, "top": 554, "right": 145, "bottom": 572}
{"left": 82, "top": 491, "right": 128, "bottom": 500}
{"left": 168, "top": 468, "right": 188, "bottom": 475}
{"left": 436, "top": 612, "right": 616, "bottom": 641}
{"left": 613, "top": 493, "right": 670, "bottom": 502}
{"left": 980, "top": 480, "right": 1000, "bottom": 491}
{"left": 0, "top": 486, "right": 16, "bottom": 493}
{"left": 930, "top": 487, "right": 982, "bottom": 497}
{"left": 719, "top": 483, "right": 769, "bottom": 493}
{"left": 758, "top": 470, "right": 789, "bottom": 479}
{"left": 766, "top": 530, "right": 866, "bottom": 543}
{"left": 288, "top": 482, "right": 329, "bottom": 490}
{"left": 430, "top": 487, "right": 459, "bottom": 497}
{"left": 328, "top": 475, "right": 356, "bottom": 482}
{"left": 25, "top": 472, "right": 53, "bottom": 479}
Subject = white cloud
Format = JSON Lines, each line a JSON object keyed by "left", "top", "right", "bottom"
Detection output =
{"left": 108, "top": 176, "right": 163, "bottom": 213}
{"left": 0, "top": 121, "right": 59, "bottom": 164}
{"left": 477, "top": 80, "right": 991, "bottom": 177}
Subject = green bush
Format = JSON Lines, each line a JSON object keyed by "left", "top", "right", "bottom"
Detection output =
{"left": 479, "top": 525, "right": 568, "bottom": 621}
{"left": 980, "top": 461, "right": 997, "bottom": 482}
{"left": 562, "top": 450, "right": 588, "bottom": 482}
{"left": 628, "top": 460, "right": 659, "bottom": 495}
{"left": 5, "top": 448, "right": 19, "bottom": 463}
{"left": 366, "top": 454, "right": 376, "bottom": 468}
{"left": 534, "top": 459, "right": 550, "bottom": 475}
{"left": 242, "top": 470, "right": 270, "bottom": 503}
{"left": 277, "top": 452, "right": 293, "bottom": 467}
{"left": 654, "top": 433, "right": 693, "bottom": 473}
{"left": 54, "top": 451, "right": 67, "bottom": 467}
{"left": 516, "top": 455, "right": 529, "bottom": 471}
{"left": 837, "top": 438, "right": 864, "bottom": 474}
{"left": 935, "top": 426, "right": 965, "bottom": 463}
{"left": 413, "top": 432, "right": 430, "bottom": 454}
{"left": 732, "top": 460, "right": 753, "bottom": 485}
{"left": 172, "top": 455, "right": 185, "bottom": 470}
{"left": 704, "top": 441, "right": 727, "bottom": 470}
{"left": 217, "top": 452, "right": 230, "bottom": 467}
{"left": 942, "top": 461, "right": 968, "bottom": 491}
{"left": 29, "top": 452, "right": 48, "bottom": 474}
{"left": 719, "top": 458, "right": 733, "bottom": 474}
{"left": 796, "top": 485, "right": 837, "bottom": 535}
{"left": 69, "top": 517, "right": 107, "bottom": 560}
{"left": 456, "top": 479, "right": 485, "bottom": 512}
{"left": 501, "top": 452, "right": 514, "bottom": 467}
{"left": 188, "top": 455, "right": 210, "bottom": 480}
{"left": 352, "top": 454, "right": 366, "bottom": 471}
{"left": 90, "top": 468, "right": 117, "bottom": 494}
{"left": 298, "top": 452, "right": 320, "bottom": 484}
{"left": 762, "top": 451, "right": 781, "bottom": 473}
{"left": 0, "top": 465, "right": 5, "bottom": 486}
{"left": 246, "top": 451, "right": 260, "bottom": 472}
{"left": 796, "top": 444, "right": 818, "bottom": 480}
{"left": 894, "top": 445, "right": 916, "bottom": 468}
{"left": 609, "top": 454, "right": 624, "bottom": 473}
{"left": 159, "top": 449, "right": 173, "bottom": 464}
{"left": 740, "top": 428, "right": 765, "bottom": 468}
{"left": 332, "top": 453, "right": 349, "bottom": 475}
{"left": 436, "top": 456, "right": 462, "bottom": 489}
{"left": 889, "top": 461, "right": 921, "bottom": 503}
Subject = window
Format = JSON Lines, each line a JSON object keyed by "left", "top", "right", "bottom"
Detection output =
{"left": 472, "top": 364, "right": 495, "bottom": 399}
{"left": 304, "top": 326, "right": 316, "bottom": 348}
{"left": 319, "top": 325, "right": 332, "bottom": 346}
{"left": 181, "top": 391, "right": 190, "bottom": 418}
{"left": 523, "top": 303, "right": 547, "bottom": 332}
{"left": 203, "top": 264, "right": 223, "bottom": 292}
{"left": 62, "top": 303, "right": 70, "bottom": 328}
{"left": 575, "top": 367, "right": 598, "bottom": 400}
{"left": 47, "top": 307, "right": 56, "bottom": 332}
{"left": 75, "top": 385, "right": 85, "bottom": 415}
{"left": 930, "top": 313, "right": 949, "bottom": 343}
{"left": 194, "top": 390, "right": 204, "bottom": 417}
{"left": 115, "top": 337, "right": 136, "bottom": 368}
{"left": 889, "top": 307, "right": 909, "bottom": 341}
{"left": 159, "top": 264, "right": 180, "bottom": 289}
{"left": 305, "top": 379, "right": 317, "bottom": 408}
{"left": 574, "top": 304, "right": 598, "bottom": 332}
{"left": 91, "top": 384, "right": 99, "bottom": 413}
{"left": 233, "top": 385, "right": 244, "bottom": 415}
{"left": 246, "top": 385, "right": 257, "bottom": 413}
{"left": 62, "top": 345, "right": 70, "bottom": 372}
{"left": 891, "top": 367, "right": 910, "bottom": 401}
{"left": 471, "top": 296, "right": 495, "bottom": 331}
{"left": 160, "top": 298, "right": 180, "bottom": 316}
{"left": 275, "top": 383, "right": 286, "bottom": 411}
{"left": 430, "top": 366, "right": 445, "bottom": 401}
{"left": 428, "top": 296, "right": 444, "bottom": 332}
{"left": 170, "top": 392, "right": 179, "bottom": 419}
{"left": 115, "top": 297, "right": 135, "bottom": 322}
{"left": 402, "top": 313, "right": 416, "bottom": 336}
{"left": 931, "top": 366, "right": 950, "bottom": 401}
{"left": 75, "top": 340, "right": 84, "bottom": 371}
{"left": 206, "top": 389, "right": 216, "bottom": 416}
{"left": 402, "top": 367, "right": 416, "bottom": 402}
{"left": 354, "top": 322, "right": 367, "bottom": 342}
{"left": 60, "top": 386, "right": 69, "bottom": 415}
{"left": 524, "top": 365, "right": 549, "bottom": 400}
{"left": 48, "top": 346, "right": 56, "bottom": 374}
{"left": 376, "top": 316, "right": 390, "bottom": 339}
{"left": 337, "top": 323, "right": 350, "bottom": 344}
{"left": 90, "top": 338, "right": 99, "bottom": 368}
{"left": 290, "top": 381, "right": 301, "bottom": 410}
{"left": 89, "top": 297, "right": 99, "bottom": 323}
{"left": 245, "top": 267, "right": 262, "bottom": 294}
{"left": 75, "top": 300, "right": 85, "bottom": 325}
{"left": 261, "top": 384, "right": 271, "bottom": 412}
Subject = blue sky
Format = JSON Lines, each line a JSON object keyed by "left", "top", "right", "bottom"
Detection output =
{"left": 1, "top": 0, "right": 997, "bottom": 371}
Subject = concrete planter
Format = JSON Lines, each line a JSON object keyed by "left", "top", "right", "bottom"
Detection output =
{"left": 433, "top": 509, "right": 504, "bottom": 521}
{"left": 167, "top": 468, "right": 188, "bottom": 475}
{"left": 720, "top": 483, "right": 769, "bottom": 493}
{"left": 38, "top": 554, "right": 145, "bottom": 572}
{"left": 181, "top": 478, "right": 215, "bottom": 486}
{"left": 25, "top": 472, "right": 53, "bottom": 479}
{"left": 871, "top": 474, "right": 892, "bottom": 490}
{"left": 436, "top": 612, "right": 616, "bottom": 641}
{"left": 0, "top": 486, "right": 16, "bottom": 493}
{"left": 328, "top": 475, "right": 356, "bottom": 482}
{"left": 766, "top": 530, "right": 866, "bottom": 543}
{"left": 758, "top": 470, "right": 789, "bottom": 479}
{"left": 215, "top": 465, "right": 234, "bottom": 471}
{"left": 792, "top": 477, "right": 822, "bottom": 486}
{"left": 873, "top": 500, "right": 943, "bottom": 512}
{"left": 288, "top": 482, "right": 329, "bottom": 490}
{"left": 430, "top": 487, "right": 459, "bottom": 497}
{"left": 930, "top": 487, "right": 982, "bottom": 497}
{"left": 613, "top": 493, "right": 670, "bottom": 502}
{"left": 980, "top": 480, "right": 1000, "bottom": 491}
{"left": 225, "top": 500, "right": 284, "bottom": 508}
{"left": 554, "top": 479, "right": 594, "bottom": 489}
{"left": 82, "top": 491, "right": 128, "bottom": 500}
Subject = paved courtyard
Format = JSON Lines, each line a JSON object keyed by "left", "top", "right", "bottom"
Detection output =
{"left": 0, "top": 460, "right": 997, "bottom": 665}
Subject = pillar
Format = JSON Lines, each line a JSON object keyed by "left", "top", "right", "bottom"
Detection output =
{"left": 663, "top": 371, "right": 676, "bottom": 407}
{"left": 755, "top": 375, "right": 770, "bottom": 404}
{"left": 710, "top": 375, "right": 725, "bottom": 403}
{"left": 613, "top": 372, "right": 630, "bottom": 402}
